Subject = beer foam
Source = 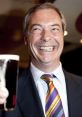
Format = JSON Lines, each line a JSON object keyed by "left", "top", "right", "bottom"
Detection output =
{"left": 0, "top": 54, "right": 20, "bottom": 61}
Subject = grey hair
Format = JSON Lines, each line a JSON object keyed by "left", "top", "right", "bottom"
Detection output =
{"left": 23, "top": 2, "right": 66, "bottom": 36}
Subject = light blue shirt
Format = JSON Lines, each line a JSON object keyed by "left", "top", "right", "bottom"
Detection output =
{"left": 30, "top": 62, "right": 69, "bottom": 117}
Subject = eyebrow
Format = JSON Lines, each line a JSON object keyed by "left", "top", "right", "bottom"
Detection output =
{"left": 30, "top": 24, "right": 42, "bottom": 29}
{"left": 29, "top": 23, "right": 61, "bottom": 30}
{"left": 51, "top": 24, "right": 61, "bottom": 28}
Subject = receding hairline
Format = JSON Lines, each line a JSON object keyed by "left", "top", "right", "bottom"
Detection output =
{"left": 23, "top": 2, "right": 66, "bottom": 35}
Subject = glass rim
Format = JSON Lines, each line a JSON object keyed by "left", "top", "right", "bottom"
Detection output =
{"left": 0, "top": 54, "right": 20, "bottom": 61}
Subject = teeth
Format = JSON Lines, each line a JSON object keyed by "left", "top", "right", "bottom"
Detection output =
{"left": 40, "top": 46, "right": 53, "bottom": 51}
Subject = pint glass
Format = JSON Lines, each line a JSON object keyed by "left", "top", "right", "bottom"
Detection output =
{"left": 0, "top": 54, "right": 20, "bottom": 111}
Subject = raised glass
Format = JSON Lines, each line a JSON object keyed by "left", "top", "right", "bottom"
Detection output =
{"left": 0, "top": 54, "right": 20, "bottom": 111}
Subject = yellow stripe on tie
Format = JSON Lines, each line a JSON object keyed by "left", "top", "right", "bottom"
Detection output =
{"left": 41, "top": 74, "right": 65, "bottom": 117}
{"left": 46, "top": 95, "right": 60, "bottom": 116}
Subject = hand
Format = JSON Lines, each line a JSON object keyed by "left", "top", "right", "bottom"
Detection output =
{"left": 0, "top": 87, "right": 9, "bottom": 104}
{"left": 0, "top": 60, "right": 8, "bottom": 104}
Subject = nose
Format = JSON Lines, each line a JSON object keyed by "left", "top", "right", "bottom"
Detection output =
{"left": 41, "top": 29, "right": 51, "bottom": 42}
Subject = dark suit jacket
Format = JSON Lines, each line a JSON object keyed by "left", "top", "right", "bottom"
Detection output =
{"left": 0, "top": 67, "right": 82, "bottom": 117}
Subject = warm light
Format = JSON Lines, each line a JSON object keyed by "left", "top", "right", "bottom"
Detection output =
{"left": 80, "top": 39, "right": 82, "bottom": 44}
{"left": 64, "top": 30, "right": 68, "bottom": 36}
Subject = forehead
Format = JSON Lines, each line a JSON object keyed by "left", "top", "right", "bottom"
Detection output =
{"left": 29, "top": 9, "right": 62, "bottom": 25}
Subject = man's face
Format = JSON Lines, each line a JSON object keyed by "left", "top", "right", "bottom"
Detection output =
{"left": 27, "top": 9, "right": 64, "bottom": 70}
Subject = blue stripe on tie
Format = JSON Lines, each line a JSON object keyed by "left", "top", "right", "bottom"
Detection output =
{"left": 51, "top": 101, "right": 61, "bottom": 116}
{"left": 57, "top": 109, "right": 64, "bottom": 117}
{"left": 41, "top": 74, "right": 65, "bottom": 117}
{"left": 46, "top": 88, "right": 57, "bottom": 111}
{"left": 51, "top": 103, "right": 63, "bottom": 117}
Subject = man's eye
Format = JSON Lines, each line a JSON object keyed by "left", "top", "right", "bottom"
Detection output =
{"left": 51, "top": 27, "right": 61, "bottom": 33}
{"left": 52, "top": 28, "right": 60, "bottom": 31}
{"left": 31, "top": 27, "right": 42, "bottom": 34}
{"left": 33, "top": 28, "right": 39, "bottom": 30}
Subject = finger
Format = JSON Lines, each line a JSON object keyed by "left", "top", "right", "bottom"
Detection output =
{"left": 0, "top": 87, "right": 9, "bottom": 98}
{"left": 0, "top": 98, "right": 6, "bottom": 104}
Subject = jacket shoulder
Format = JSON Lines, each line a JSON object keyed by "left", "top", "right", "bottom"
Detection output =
{"left": 64, "top": 69, "right": 82, "bottom": 84}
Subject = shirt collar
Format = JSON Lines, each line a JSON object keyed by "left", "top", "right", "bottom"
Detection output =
{"left": 52, "top": 63, "right": 65, "bottom": 85}
{"left": 30, "top": 62, "right": 65, "bottom": 84}
{"left": 30, "top": 63, "right": 44, "bottom": 84}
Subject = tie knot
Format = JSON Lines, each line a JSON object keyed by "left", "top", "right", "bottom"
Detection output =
{"left": 41, "top": 74, "right": 53, "bottom": 83}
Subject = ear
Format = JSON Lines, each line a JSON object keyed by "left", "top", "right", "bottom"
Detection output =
{"left": 24, "top": 36, "right": 27, "bottom": 45}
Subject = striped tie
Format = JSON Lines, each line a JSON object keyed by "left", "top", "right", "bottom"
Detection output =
{"left": 41, "top": 74, "right": 65, "bottom": 117}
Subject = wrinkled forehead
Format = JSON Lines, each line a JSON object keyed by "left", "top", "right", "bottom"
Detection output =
{"left": 29, "top": 9, "right": 62, "bottom": 25}
{"left": 24, "top": 7, "right": 65, "bottom": 35}
{"left": 31, "top": 8, "right": 61, "bottom": 19}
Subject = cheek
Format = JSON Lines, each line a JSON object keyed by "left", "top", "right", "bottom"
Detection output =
{"left": 59, "top": 35, "right": 64, "bottom": 45}
{"left": 27, "top": 36, "right": 34, "bottom": 48}
{"left": 59, "top": 40, "right": 64, "bottom": 53}
{"left": 28, "top": 35, "right": 39, "bottom": 43}
{"left": 57, "top": 36, "right": 64, "bottom": 52}
{"left": 28, "top": 37, "right": 37, "bottom": 52}
{"left": 29, "top": 36, "right": 42, "bottom": 49}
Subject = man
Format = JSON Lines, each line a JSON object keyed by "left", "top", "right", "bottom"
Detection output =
{"left": 0, "top": 2, "right": 82, "bottom": 117}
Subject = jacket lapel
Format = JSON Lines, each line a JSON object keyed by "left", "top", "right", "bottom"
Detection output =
{"left": 64, "top": 70, "right": 82, "bottom": 117}
{"left": 18, "top": 68, "right": 44, "bottom": 117}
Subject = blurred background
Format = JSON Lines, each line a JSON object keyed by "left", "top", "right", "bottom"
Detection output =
{"left": 0, "top": 0, "right": 82, "bottom": 76}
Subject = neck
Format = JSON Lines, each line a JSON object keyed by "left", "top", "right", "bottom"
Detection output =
{"left": 32, "top": 60, "right": 60, "bottom": 73}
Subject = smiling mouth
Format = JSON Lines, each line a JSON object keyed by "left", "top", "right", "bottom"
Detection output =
{"left": 39, "top": 46, "right": 55, "bottom": 52}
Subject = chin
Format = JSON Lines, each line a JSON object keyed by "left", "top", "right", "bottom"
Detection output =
{"left": 40, "top": 60, "right": 53, "bottom": 66}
